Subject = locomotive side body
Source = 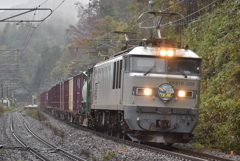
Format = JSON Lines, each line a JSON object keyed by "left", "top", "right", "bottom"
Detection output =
{"left": 92, "top": 56, "right": 123, "bottom": 110}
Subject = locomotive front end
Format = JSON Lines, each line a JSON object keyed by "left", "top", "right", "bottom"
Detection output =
{"left": 122, "top": 46, "right": 201, "bottom": 144}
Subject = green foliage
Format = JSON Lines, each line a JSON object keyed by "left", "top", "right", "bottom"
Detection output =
{"left": 4, "top": 106, "right": 17, "bottom": 112}
{"left": 0, "top": 105, "right": 17, "bottom": 116}
{"left": 0, "top": 105, "right": 4, "bottom": 116}
{"left": 180, "top": 1, "right": 240, "bottom": 150}
{"left": 43, "top": 120, "right": 65, "bottom": 138}
{"left": 102, "top": 150, "right": 115, "bottom": 160}
{"left": 25, "top": 108, "right": 47, "bottom": 121}
{"left": 100, "top": 0, "right": 132, "bottom": 21}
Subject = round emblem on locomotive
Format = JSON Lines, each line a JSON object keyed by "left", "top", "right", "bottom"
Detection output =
{"left": 158, "top": 83, "right": 174, "bottom": 101}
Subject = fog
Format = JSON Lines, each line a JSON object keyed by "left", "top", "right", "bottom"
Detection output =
{"left": 0, "top": 0, "right": 89, "bottom": 30}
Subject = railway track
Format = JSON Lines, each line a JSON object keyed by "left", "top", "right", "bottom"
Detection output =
{"left": 44, "top": 110, "right": 236, "bottom": 161}
{"left": 10, "top": 110, "right": 86, "bottom": 161}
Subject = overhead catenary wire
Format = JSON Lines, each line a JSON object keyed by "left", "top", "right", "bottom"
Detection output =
{"left": 90, "top": 0, "right": 185, "bottom": 40}
{"left": 92, "top": 0, "right": 221, "bottom": 41}
{"left": 19, "top": 0, "right": 66, "bottom": 57}
{"left": 160, "top": 0, "right": 219, "bottom": 28}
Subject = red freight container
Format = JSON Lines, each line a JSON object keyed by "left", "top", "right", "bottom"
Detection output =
{"left": 55, "top": 83, "right": 60, "bottom": 109}
{"left": 40, "top": 91, "right": 48, "bottom": 107}
{"left": 73, "top": 74, "right": 81, "bottom": 112}
{"left": 48, "top": 87, "right": 52, "bottom": 107}
{"left": 64, "top": 80, "right": 69, "bottom": 110}
{"left": 52, "top": 85, "right": 57, "bottom": 108}
{"left": 60, "top": 82, "right": 64, "bottom": 110}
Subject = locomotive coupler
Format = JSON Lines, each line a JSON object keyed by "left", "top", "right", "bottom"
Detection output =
{"left": 158, "top": 118, "right": 171, "bottom": 128}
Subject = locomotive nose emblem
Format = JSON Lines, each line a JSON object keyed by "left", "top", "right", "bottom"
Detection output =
{"left": 158, "top": 83, "right": 174, "bottom": 101}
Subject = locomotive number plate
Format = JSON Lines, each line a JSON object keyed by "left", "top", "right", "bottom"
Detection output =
{"left": 169, "top": 81, "right": 196, "bottom": 86}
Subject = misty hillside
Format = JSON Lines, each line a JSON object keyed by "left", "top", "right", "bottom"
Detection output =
{"left": 0, "top": 0, "right": 89, "bottom": 98}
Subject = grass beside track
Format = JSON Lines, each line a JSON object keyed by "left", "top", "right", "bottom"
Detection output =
{"left": 0, "top": 105, "right": 17, "bottom": 116}
{"left": 24, "top": 107, "right": 47, "bottom": 121}
{"left": 0, "top": 105, "right": 4, "bottom": 116}
{"left": 24, "top": 108, "right": 65, "bottom": 138}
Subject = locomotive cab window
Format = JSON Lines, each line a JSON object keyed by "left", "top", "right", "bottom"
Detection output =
{"left": 129, "top": 56, "right": 165, "bottom": 73}
{"left": 168, "top": 58, "right": 201, "bottom": 75}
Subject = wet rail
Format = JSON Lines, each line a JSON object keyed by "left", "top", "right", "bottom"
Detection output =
{"left": 11, "top": 110, "right": 86, "bottom": 161}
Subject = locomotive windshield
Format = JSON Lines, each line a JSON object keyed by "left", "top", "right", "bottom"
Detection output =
{"left": 168, "top": 58, "right": 201, "bottom": 75}
{"left": 130, "top": 56, "right": 165, "bottom": 73}
{"left": 128, "top": 56, "right": 201, "bottom": 75}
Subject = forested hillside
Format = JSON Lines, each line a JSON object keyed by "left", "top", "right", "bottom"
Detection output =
{"left": 0, "top": 22, "right": 67, "bottom": 93}
{"left": 181, "top": 0, "right": 240, "bottom": 150}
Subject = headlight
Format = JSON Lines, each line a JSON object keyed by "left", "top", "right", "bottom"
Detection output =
{"left": 136, "top": 88, "right": 152, "bottom": 96}
{"left": 178, "top": 90, "right": 193, "bottom": 97}
{"left": 159, "top": 49, "right": 175, "bottom": 57}
{"left": 178, "top": 90, "right": 186, "bottom": 97}
{"left": 143, "top": 88, "right": 152, "bottom": 96}
{"left": 167, "top": 50, "right": 174, "bottom": 56}
{"left": 160, "top": 49, "right": 167, "bottom": 56}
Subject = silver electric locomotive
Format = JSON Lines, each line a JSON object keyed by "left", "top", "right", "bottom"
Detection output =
{"left": 92, "top": 39, "right": 201, "bottom": 144}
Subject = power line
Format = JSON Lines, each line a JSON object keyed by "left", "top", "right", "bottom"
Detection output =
{"left": 161, "top": 0, "right": 219, "bottom": 28}
{"left": 0, "top": 8, "right": 52, "bottom": 22}
{"left": 20, "top": 0, "right": 67, "bottom": 57}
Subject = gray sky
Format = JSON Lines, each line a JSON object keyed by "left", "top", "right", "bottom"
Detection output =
{"left": 1, "top": 0, "right": 30, "bottom": 8}
{"left": 0, "top": 0, "right": 89, "bottom": 8}
{"left": 0, "top": 0, "right": 89, "bottom": 22}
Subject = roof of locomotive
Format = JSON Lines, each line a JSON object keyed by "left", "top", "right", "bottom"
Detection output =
{"left": 94, "top": 39, "right": 200, "bottom": 67}
{"left": 127, "top": 46, "right": 200, "bottom": 58}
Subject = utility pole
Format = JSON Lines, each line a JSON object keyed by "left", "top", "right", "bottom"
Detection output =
{"left": 6, "top": 86, "right": 8, "bottom": 107}
{"left": 149, "top": 0, "right": 154, "bottom": 39}
{"left": 1, "top": 83, "right": 3, "bottom": 105}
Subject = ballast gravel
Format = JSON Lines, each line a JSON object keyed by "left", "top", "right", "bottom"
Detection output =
{"left": 0, "top": 112, "right": 41, "bottom": 161}
{"left": 0, "top": 110, "right": 239, "bottom": 161}
{"left": 21, "top": 112, "right": 179, "bottom": 161}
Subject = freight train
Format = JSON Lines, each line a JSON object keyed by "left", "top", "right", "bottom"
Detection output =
{"left": 40, "top": 38, "right": 201, "bottom": 145}
{"left": 40, "top": 12, "right": 201, "bottom": 145}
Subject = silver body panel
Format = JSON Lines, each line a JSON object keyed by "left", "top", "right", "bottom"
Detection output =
{"left": 92, "top": 56, "right": 122, "bottom": 110}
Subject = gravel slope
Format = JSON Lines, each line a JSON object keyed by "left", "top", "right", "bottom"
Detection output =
{"left": 1, "top": 110, "right": 240, "bottom": 161}
{"left": 22, "top": 112, "right": 179, "bottom": 161}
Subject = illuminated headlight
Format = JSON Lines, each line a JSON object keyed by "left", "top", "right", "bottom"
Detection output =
{"left": 160, "top": 49, "right": 167, "bottom": 56}
{"left": 159, "top": 49, "right": 175, "bottom": 57}
{"left": 178, "top": 90, "right": 193, "bottom": 97}
{"left": 178, "top": 90, "right": 186, "bottom": 97}
{"left": 136, "top": 88, "right": 152, "bottom": 96}
{"left": 143, "top": 88, "right": 152, "bottom": 96}
{"left": 167, "top": 50, "right": 174, "bottom": 56}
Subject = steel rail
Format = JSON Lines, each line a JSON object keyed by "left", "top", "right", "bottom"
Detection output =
{"left": 17, "top": 111, "right": 86, "bottom": 161}
{"left": 10, "top": 113, "right": 51, "bottom": 161}
{"left": 172, "top": 147, "right": 236, "bottom": 161}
